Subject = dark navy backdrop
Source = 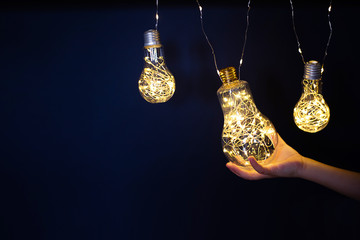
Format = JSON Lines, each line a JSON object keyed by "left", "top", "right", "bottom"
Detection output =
{"left": 1, "top": 1, "right": 359, "bottom": 240}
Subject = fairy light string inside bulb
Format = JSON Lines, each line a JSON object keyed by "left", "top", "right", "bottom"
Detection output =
{"left": 138, "top": 0, "right": 175, "bottom": 103}
{"left": 197, "top": 1, "right": 278, "bottom": 166}
{"left": 138, "top": 30, "right": 175, "bottom": 103}
{"left": 293, "top": 61, "right": 330, "bottom": 133}
{"left": 139, "top": 29, "right": 175, "bottom": 103}
{"left": 218, "top": 67, "right": 277, "bottom": 166}
{"left": 290, "top": 0, "right": 332, "bottom": 132}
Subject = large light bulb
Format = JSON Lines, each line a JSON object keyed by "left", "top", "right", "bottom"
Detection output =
{"left": 138, "top": 29, "right": 175, "bottom": 103}
{"left": 293, "top": 60, "right": 330, "bottom": 133}
{"left": 217, "top": 67, "right": 278, "bottom": 167}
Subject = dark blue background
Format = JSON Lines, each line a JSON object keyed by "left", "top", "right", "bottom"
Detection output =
{"left": 1, "top": 1, "right": 359, "bottom": 239}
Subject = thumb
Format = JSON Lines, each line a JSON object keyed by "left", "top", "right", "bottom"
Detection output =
{"left": 248, "top": 156, "right": 273, "bottom": 176}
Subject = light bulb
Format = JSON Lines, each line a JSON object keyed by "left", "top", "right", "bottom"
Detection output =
{"left": 217, "top": 67, "right": 278, "bottom": 167}
{"left": 293, "top": 60, "right": 330, "bottom": 133}
{"left": 138, "top": 29, "right": 175, "bottom": 103}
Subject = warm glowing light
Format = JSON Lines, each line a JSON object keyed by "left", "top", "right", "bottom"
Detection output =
{"left": 139, "top": 54, "right": 175, "bottom": 103}
{"left": 293, "top": 79, "right": 330, "bottom": 133}
{"left": 293, "top": 61, "right": 330, "bottom": 133}
{"left": 217, "top": 67, "right": 278, "bottom": 167}
{"left": 138, "top": 30, "right": 175, "bottom": 103}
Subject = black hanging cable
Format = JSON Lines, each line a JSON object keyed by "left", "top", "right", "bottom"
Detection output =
{"left": 155, "top": 0, "right": 159, "bottom": 30}
{"left": 290, "top": 0, "right": 333, "bottom": 73}
{"left": 196, "top": 0, "right": 251, "bottom": 80}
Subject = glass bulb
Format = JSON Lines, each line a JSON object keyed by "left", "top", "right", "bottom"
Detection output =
{"left": 138, "top": 29, "right": 175, "bottom": 103}
{"left": 217, "top": 67, "right": 278, "bottom": 167}
{"left": 293, "top": 60, "right": 330, "bottom": 133}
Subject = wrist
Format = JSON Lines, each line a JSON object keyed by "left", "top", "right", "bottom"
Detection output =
{"left": 296, "top": 156, "right": 315, "bottom": 179}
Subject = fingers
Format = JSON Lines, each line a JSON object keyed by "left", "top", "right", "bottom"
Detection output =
{"left": 249, "top": 157, "right": 274, "bottom": 176}
{"left": 226, "top": 162, "right": 271, "bottom": 180}
{"left": 249, "top": 157, "right": 266, "bottom": 174}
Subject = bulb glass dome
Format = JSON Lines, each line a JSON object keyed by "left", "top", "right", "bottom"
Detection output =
{"left": 217, "top": 67, "right": 278, "bottom": 167}
{"left": 138, "top": 29, "right": 175, "bottom": 103}
{"left": 293, "top": 60, "right": 330, "bottom": 133}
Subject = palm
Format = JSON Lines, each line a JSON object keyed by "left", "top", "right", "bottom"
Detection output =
{"left": 226, "top": 134, "right": 304, "bottom": 180}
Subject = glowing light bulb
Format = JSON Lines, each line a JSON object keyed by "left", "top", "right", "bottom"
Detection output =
{"left": 138, "top": 29, "right": 175, "bottom": 103}
{"left": 293, "top": 60, "right": 330, "bottom": 133}
{"left": 217, "top": 67, "right": 278, "bottom": 167}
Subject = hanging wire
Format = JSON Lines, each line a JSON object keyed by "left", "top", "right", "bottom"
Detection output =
{"left": 155, "top": 0, "right": 159, "bottom": 30}
{"left": 289, "top": 0, "right": 305, "bottom": 64}
{"left": 290, "top": 0, "right": 333, "bottom": 73}
{"left": 238, "top": 0, "right": 251, "bottom": 79}
{"left": 196, "top": 0, "right": 251, "bottom": 80}
{"left": 321, "top": 0, "right": 333, "bottom": 73}
{"left": 196, "top": 0, "right": 220, "bottom": 78}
